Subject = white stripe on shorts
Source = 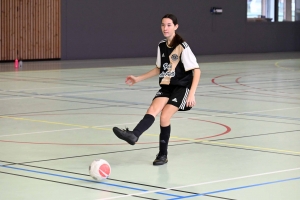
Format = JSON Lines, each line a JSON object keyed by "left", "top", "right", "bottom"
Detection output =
{"left": 179, "top": 88, "right": 189, "bottom": 110}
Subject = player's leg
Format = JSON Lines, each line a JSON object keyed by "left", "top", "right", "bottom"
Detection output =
{"left": 146, "top": 97, "right": 169, "bottom": 117}
{"left": 153, "top": 86, "right": 190, "bottom": 165}
{"left": 153, "top": 104, "right": 178, "bottom": 165}
{"left": 132, "top": 97, "right": 169, "bottom": 137}
{"left": 113, "top": 97, "right": 169, "bottom": 145}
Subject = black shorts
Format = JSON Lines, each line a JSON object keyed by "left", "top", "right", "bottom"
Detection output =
{"left": 153, "top": 85, "right": 192, "bottom": 111}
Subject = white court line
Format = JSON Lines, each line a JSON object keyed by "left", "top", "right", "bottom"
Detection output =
{"left": 206, "top": 106, "right": 300, "bottom": 118}
{"left": 233, "top": 78, "right": 300, "bottom": 85}
{"left": 98, "top": 167, "right": 300, "bottom": 200}
{"left": 0, "top": 97, "right": 35, "bottom": 101}
{"left": 93, "top": 122, "right": 139, "bottom": 128}
{"left": 1, "top": 81, "right": 299, "bottom": 101}
{"left": 2, "top": 77, "right": 298, "bottom": 92}
{"left": 0, "top": 91, "right": 130, "bottom": 101}
{"left": 1, "top": 82, "right": 127, "bottom": 92}
{"left": 200, "top": 59, "right": 300, "bottom": 65}
{"left": 211, "top": 79, "right": 300, "bottom": 87}
{"left": 1, "top": 105, "right": 299, "bottom": 133}
{"left": 88, "top": 106, "right": 300, "bottom": 128}
{"left": 0, "top": 88, "right": 149, "bottom": 101}
{"left": 54, "top": 90, "right": 138, "bottom": 96}
{"left": 6, "top": 85, "right": 89, "bottom": 91}
{"left": 1, "top": 77, "right": 299, "bottom": 101}
{"left": 0, "top": 128, "right": 83, "bottom": 138}
{"left": 167, "top": 106, "right": 300, "bottom": 124}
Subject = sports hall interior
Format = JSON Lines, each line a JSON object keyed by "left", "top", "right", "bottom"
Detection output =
{"left": 0, "top": 0, "right": 300, "bottom": 199}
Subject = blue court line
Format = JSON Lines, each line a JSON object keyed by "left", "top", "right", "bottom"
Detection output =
{"left": 168, "top": 176, "right": 300, "bottom": 199}
{"left": 0, "top": 165, "right": 183, "bottom": 198}
{"left": 37, "top": 95, "right": 300, "bottom": 122}
{"left": 4, "top": 89, "right": 300, "bottom": 122}
{"left": 61, "top": 95, "right": 149, "bottom": 105}
{"left": 42, "top": 88, "right": 125, "bottom": 96}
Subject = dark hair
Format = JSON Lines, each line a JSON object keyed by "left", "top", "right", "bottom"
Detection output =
{"left": 162, "top": 14, "right": 184, "bottom": 47}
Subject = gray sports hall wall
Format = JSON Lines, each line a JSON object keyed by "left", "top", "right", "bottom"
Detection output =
{"left": 61, "top": 0, "right": 300, "bottom": 60}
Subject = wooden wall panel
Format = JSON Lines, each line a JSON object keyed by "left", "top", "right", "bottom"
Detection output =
{"left": 0, "top": 0, "right": 61, "bottom": 61}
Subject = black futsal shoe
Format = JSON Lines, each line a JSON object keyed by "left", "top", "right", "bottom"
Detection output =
{"left": 112, "top": 127, "right": 138, "bottom": 145}
{"left": 153, "top": 154, "right": 168, "bottom": 166}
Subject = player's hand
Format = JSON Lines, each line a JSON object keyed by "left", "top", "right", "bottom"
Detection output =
{"left": 186, "top": 94, "right": 196, "bottom": 107}
{"left": 125, "top": 75, "right": 138, "bottom": 86}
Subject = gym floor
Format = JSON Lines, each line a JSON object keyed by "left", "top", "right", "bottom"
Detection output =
{"left": 0, "top": 52, "right": 299, "bottom": 200}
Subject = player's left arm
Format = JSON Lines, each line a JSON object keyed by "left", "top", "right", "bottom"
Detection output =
{"left": 186, "top": 68, "right": 201, "bottom": 107}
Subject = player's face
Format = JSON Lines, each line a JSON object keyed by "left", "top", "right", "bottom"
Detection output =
{"left": 161, "top": 18, "right": 178, "bottom": 39}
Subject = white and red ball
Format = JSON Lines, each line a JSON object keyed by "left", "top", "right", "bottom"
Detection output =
{"left": 89, "top": 159, "right": 111, "bottom": 181}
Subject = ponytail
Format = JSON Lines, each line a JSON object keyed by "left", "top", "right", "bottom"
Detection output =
{"left": 169, "top": 33, "right": 184, "bottom": 48}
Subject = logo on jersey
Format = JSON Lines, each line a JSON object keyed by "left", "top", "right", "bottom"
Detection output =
{"left": 163, "top": 63, "right": 171, "bottom": 70}
{"left": 155, "top": 92, "right": 162, "bottom": 96}
{"left": 171, "top": 54, "right": 178, "bottom": 61}
{"left": 162, "top": 53, "right": 165, "bottom": 57}
{"left": 172, "top": 98, "right": 177, "bottom": 102}
{"left": 161, "top": 63, "right": 175, "bottom": 78}
{"left": 159, "top": 71, "right": 175, "bottom": 78}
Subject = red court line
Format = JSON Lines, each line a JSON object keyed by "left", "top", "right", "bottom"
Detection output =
{"left": 191, "top": 119, "right": 231, "bottom": 140}
{"left": 211, "top": 73, "right": 240, "bottom": 90}
{"left": 212, "top": 72, "right": 300, "bottom": 100}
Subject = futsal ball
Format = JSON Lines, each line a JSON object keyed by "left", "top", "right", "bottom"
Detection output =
{"left": 89, "top": 159, "right": 111, "bottom": 181}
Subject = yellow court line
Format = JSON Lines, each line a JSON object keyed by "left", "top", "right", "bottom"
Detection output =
{"left": 169, "top": 136, "right": 300, "bottom": 155}
{"left": 275, "top": 61, "right": 299, "bottom": 71}
{"left": 203, "top": 140, "right": 300, "bottom": 155}
{"left": 0, "top": 116, "right": 110, "bottom": 131}
{"left": 1, "top": 115, "right": 300, "bottom": 155}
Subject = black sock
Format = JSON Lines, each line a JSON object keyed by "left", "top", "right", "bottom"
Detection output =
{"left": 159, "top": 125, "right": 170, "bottom": 156}
{"left": 133, "top": 114, "right": 155, "bottom": 137}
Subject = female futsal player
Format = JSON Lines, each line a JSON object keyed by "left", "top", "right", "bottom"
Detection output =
{"left": 113, "top": 14, "right": 201, "bottom": 165}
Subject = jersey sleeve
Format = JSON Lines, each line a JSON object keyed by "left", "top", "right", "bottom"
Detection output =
{"left": 181, "top": 46, "right": 199, "bottom": 71}
{"left": 156, "top": 46, "right": 161, "bottom": 68}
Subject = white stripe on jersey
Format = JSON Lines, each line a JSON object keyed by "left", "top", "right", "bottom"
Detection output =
{"left": 182, "top": 42, "right": 189, "bottom": 48}
{"left": 179, "top": 88, "right": 189, "bottom": 110}
{"left": 159, "top": 39, "right": 167, "bottom": 44}
{"left": 156, "top": 46, "right": 161, "bottom": 68}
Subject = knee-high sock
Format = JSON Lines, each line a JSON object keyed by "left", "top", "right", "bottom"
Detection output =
{"left": 133, "top": 114, "right": 155, "bottom": 137}
{"left": 159, "top": 125, "right": 171, "bottom": 155}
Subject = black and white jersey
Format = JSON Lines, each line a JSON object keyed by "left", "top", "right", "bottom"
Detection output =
{"left": 156, "top": 39, "right": 199, "bottom": 88}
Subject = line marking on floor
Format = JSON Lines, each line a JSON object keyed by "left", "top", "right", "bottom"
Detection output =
{"left": 177, "top": 137, "right": 300, "bottom": 155}
{"left": 0, "top": 128, "right": 83, "bottom": 138}
{"left": 168, "top": 176, "right": 300, "bottom": 199}
{"left": 0, "top": 165, "right": 183, "bottom": 198}
{"left": 275, "top": 61, "right": 300, "bottom": 72}
{"left": 1, "top": 114, "right": 300, "bottom": 155}
{"left": 97, "top": 167, "right": 300, "bottom": 200}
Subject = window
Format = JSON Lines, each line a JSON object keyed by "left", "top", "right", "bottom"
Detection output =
{"left": 278, "top": 0, "right": 297, "bottom": 21}
{"left": 247, "top": 0, "right": 274, "bottom": 21}
{"left": 248, "top": 0, "right": 262, "bottom": 18}
{"left": 292, "top": 0, "right": 295, "bottom": 21}
{"left": 247, "top": 0, "right": 299, "bottom": 22}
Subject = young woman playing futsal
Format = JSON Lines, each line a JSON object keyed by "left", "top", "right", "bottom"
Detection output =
{"left": 113, "top": 14, "right": 201, "bottom": 165}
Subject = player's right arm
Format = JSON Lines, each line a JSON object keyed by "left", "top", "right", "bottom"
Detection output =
{"left": 125, "top": 67, "right": 160, "bottom": 86}
{"left": 125, "top": 45, "right": 161, "bottom": 86}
